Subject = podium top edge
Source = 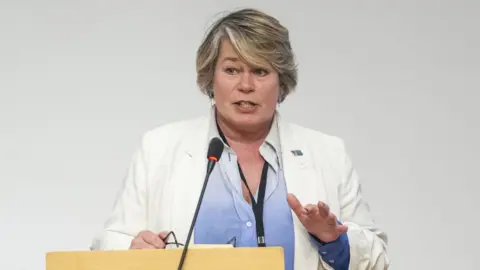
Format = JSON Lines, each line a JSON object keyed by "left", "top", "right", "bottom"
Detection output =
{"left": 46, "top": 246, "right": 284, "bottom": 255}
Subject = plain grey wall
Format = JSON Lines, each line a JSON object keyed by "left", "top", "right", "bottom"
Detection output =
{"left": 1, "top": 1, "right": 478, "bottom": 269}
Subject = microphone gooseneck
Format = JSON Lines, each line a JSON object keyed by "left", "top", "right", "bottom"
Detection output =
{"left": 177, "top": 137, "right": 224, "bottom": 270}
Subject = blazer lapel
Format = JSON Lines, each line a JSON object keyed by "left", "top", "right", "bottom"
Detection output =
{"left": 168, "top": 115, "right": 211, "bottom": 246}
{"left": 277, "top": 114, "right": 321, "bottom": 209}
{"left": 277, "top": 113, "right": 325, "bottom": 269}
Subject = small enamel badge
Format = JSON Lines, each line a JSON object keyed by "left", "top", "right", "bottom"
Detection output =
{"left": 291, "top": 150, "right": 303, "bottom": 156}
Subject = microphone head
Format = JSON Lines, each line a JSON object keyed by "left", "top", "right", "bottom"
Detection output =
{"left": 207, "top": 137, "right": 224, "bottom": 162}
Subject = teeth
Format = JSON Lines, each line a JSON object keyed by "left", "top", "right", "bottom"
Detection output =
{"left": 237, "top": 101, "right": 255, "bottom": 108}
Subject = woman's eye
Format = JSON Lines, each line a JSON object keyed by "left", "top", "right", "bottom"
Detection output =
{"left": 225, "top": 68, "right": 239, "bottom": 74}
{"left": 253, "top": 69, "right": 269, "bottom": 76}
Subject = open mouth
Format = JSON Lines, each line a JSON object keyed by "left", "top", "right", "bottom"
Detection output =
{"left": 233, "top": 101, "right": 257, "bottom": 108}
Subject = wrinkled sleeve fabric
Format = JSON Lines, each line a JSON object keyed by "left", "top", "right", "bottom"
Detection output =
{"left": 332, "top": 139, "right": 390, "bottom": 270}
{"left": 310, "top": 223, "right": 350, "bottom": 270}
{"left": 90, "top": 132, "right": 152, "bottom": 250}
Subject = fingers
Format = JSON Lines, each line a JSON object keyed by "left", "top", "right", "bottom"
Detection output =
{"left": 287, "top": 193, "right": 307, "bottom": 216}
{"left": 305, "top": 201, "right": 330, "bottom": 222}
{"left": 304, "top": 204, "right": 318, "bottom": 215}
{"left": 130, "top": 236, "right": 155, "bottom": 249}
{"left": 289, "top": 196, "right": 335, "bottom": 222}
{"left": 158, "top": 231, "right": 169, "bottom": 240}
{"left": 336, "top": 224, "right": 349, "bottom": 234}
{"left": 130, "top": 230, "right": 166, "bottom": 249}
{"left": 141, "top": 231, "right": 166, "bottom": 248}
{"left": 317, "top": 201, "right": 330, "bottom": 218}
{"left": 311, "top": 201, "right": 338, "bottom": 228}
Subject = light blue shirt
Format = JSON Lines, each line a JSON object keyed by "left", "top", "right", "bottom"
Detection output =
{"left": 193, "top": 114, "right": 350, "bottom": 270}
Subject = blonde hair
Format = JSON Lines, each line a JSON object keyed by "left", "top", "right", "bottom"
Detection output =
{"left": 196, "top": 8, "right": 298, "bottom": 103}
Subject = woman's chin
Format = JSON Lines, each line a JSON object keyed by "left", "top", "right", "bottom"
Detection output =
{"left": 218, "top": 107, "right": 271, "bottom": 130}
{"left": 230, "top": 116, "right": 270, "bottom": 131}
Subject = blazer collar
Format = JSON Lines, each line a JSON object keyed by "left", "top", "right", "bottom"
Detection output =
{"left": 184, "top": 106, "right": 282, "bottom": 159}
{"left": 181, "top": 106, "right": 317, "bottom": 202}
{"left": 181, "top": 106, "right": 312, "bottom": 173}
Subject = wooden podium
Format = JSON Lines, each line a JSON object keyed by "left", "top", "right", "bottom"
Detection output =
{"left": 46, "top": 246, "right": 285, "bottom": 270}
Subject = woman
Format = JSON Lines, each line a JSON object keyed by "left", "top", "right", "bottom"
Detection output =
{"left": 91, "top": 8, "right": 389, "bottom": 270}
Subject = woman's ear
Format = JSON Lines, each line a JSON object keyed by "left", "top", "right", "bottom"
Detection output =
{"left": 278, "top": 86, "right": 284, "bottom": 103}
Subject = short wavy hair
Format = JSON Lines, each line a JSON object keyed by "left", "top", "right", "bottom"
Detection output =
{"left": 196, "top": 8, "right": 298, "bottom": 103}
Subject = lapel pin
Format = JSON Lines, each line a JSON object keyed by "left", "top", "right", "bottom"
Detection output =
{"left": 291, "top": 150, "right": 303, "bottom": 156}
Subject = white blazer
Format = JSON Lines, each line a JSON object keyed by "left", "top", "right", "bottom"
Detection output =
{"left": 91, "top": 109, "right": 390, "bottom": 270}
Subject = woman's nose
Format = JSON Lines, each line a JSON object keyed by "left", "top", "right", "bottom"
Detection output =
{"left": 238, "top": 72, "right": 254, "bottom": 93}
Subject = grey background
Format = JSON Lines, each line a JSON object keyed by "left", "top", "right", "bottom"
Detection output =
{"left": 1, "top": 0, "right": 478, "bottom": 269}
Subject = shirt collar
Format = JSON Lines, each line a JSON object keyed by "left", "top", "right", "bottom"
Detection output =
{"left": 207, "top": 106, "right": 282, "bottom": 169}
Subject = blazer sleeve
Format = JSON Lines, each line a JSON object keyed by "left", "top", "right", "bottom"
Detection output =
{"left": 90, "top": 133, "right": 151, "bottom": 250}
{"left": 337, "top": 139, "right": 390, "bottom": 270}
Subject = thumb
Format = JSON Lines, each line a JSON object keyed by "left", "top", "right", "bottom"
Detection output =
{"left": 158, "top": 231, "right": 169, "bottom": 240}
{"left": 337, "top": 224, "right": 349, "bottom": 234}
{"left": 287, "top": 193, "right": 307, "bottom": 217}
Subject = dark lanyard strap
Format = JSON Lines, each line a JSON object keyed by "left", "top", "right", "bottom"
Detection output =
{"left": 237, "top": 160, "right": 268, "bottom": 247}
{"left": 216, "top": 120, "right": 268, "bottom": 247}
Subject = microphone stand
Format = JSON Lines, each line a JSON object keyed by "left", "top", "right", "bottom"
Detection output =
{"left": 177, "top": 160, "right": 217, "bottom": 270}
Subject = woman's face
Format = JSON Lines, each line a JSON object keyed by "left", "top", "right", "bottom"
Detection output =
{"left": 212, "top": 39, "right": 280, "bottom": 131}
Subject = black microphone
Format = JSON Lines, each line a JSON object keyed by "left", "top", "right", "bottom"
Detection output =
{"left": 177, "top": 137, "right": 224, "bottom": 270}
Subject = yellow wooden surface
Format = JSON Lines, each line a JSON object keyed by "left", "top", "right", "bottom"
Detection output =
{"left": 46, "top": 247, "right": 285, "bottom": 270}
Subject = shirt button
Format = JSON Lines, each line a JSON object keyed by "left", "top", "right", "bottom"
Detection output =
{"left": 246, "top": 221, "right": 252, "bottom": 227}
